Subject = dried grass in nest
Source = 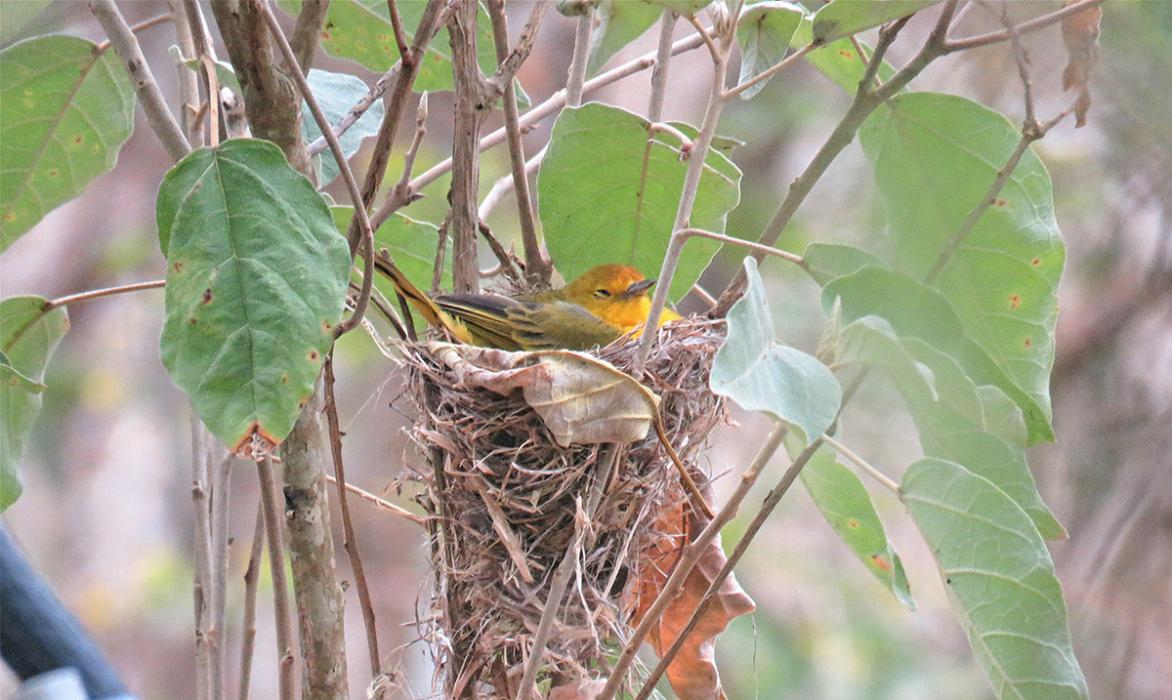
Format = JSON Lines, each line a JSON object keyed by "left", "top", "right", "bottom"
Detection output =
{"left": 403, "top": 318, "right": 728, "bottom": 696}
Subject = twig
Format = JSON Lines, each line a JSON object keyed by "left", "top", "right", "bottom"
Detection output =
{"left": 478, "top": 145, "right": 545, "bottom": 221}
{"left": 486, "top": 0, "right": 550, "bottom": 93}
{"left": 192, "top": 419, "right": 213, "bottom": 700}
{"left": 598, "top": 423, "right": 788, "bottom": 700}
{"left": 515, "top": 446, "right": 620, "bottom": 700}
{"left": 238, "top": 507, "right": 264, "bottom": 700}
{"left": 208, "top": 448, "right": 232, "bottom": 700}
{"left": 255, "top": 454, "right": 295, "bottom": 700}
{"left": 289, "top": 0, "right": 329, "bottom": 73}
{"left": 565, "top": 8, "right": 594, "bottom": 107}
{"left": 487, "top": 0, "right": 550, "bottom": 285}
{"left": 383, "top": 93, "right": 430, "bottom": 217}
{"left": 45, "top": 279, "right": 165, "bottom": 309}
{"left": 346, "top": 0, "right": 446, "bottom": 252}
{"left": 943, "top": 0, "right": 1106, "bottom": 52}
{"left": 684, "top": 13, "right": 720, "bottom": 64}
{"left": 447, "top": 0, "right": 487, "bottom": 294}
{"left": 256, "top": 0, "right": 375, "bottom": 336}
{"left": 648, "top": 11, "right": 678, "bottom": 121}
{"left": 169, "top": 1, "right": 202, "bottom": 143}
{"left": 322, "top": 474, "right": 428, "bottom": 526}
{"left": 94, "top": 12, "right": 173, "bottom": 52}
{"left": 89, "top": 0, "right": 191, "bottom": 162}
{"left": 821, "top": 434, "right": 899, "bottom": 493}
{"left": 479, "top": 222, "right": 523, "bottom": 283}
{"left": 181, "top": 0, "right": 218, "bottom": 145}
{"left": 307, "top": 65, "right": 401, "bottom": 156}
{"left": 323, "top": 358, "right": 382, "bottom": 678}
{"left": 386, "top": 0, "right": 411, "bottom": 62}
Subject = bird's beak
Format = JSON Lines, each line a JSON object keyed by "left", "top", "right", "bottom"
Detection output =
{"left": 622, "top": 279, "right": 656, "bottom": 298}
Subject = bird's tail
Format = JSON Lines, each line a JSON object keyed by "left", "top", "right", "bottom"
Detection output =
{"left": 371, "top": 255, "right": 470, "bottom": 343}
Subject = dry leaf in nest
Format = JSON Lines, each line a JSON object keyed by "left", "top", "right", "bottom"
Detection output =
{"left": 1061, "top": 0, "right": 1102, "bottom": 127}
{"left": 548, "top": 677, "right": 606, "bottom": 699}
{"left": 628, "top": 493, "right": 757, "bottom": 700}
{"left": 428, "top": 342, "right": 658, "bottom": 446}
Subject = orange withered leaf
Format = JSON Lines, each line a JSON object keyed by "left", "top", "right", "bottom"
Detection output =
{"left": 1061, "top": 0, "right": 1103, "bottom": 127}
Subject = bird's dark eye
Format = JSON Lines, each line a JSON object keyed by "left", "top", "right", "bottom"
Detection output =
{"left": 593, "top": 289, "right": 611, "bottom": 299}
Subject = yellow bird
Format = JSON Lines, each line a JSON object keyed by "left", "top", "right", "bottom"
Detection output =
{"left": 383, "top": 262, "right": 682, "bottom": 351}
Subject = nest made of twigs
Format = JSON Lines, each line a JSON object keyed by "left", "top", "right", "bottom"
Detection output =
{"left": 402, "top": 318, "right": 727, "bottom": 697}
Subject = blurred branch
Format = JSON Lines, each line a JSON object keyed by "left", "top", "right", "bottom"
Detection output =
{"left": 169, "top": 1, "right": 202, "bottom": 143}
{"left": 237, "top": 508, "right": 264, "bottom": 700}
{"left": 943, "top": 0, "right": 1106, "bottom": 52}
{"left": 648, "top": 10, "right": 678, "bottom": 121}
{"left": 192, "top": 421, "right": 213, "bottom": 700}
{"left": 288, "top": 0, "right": 328, "bottom": 73}
{"left": 45, "top": 279, "right": 165, "bottom": 309}
{"left": 255, "top": 454, "right": 295, "bottom": 700}
{"left": 307, "top": 65, "right": 401, "bottom": 156}
{"left": 208, "top": 448, "right": 232, "bottom": 700}
{"left": 565, "top": 7, "right": 594, "bottom": 107}
{"left": 322, "top": 474, "right": 428, "bottom": 526}
{"left": 821, "top": 434, "right": 899, "bottom": 493}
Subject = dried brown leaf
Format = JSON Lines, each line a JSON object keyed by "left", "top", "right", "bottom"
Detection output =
{"left": 548, "top": 677, "right": 605, "bottom": 699}
{"left": 428, "top": 342, "right": 659, "bottom": 446}
{"left": 1061, "top": 0, "right": 1102, "bottom": 127}
{"left": 630, "top": 496, "right": 756, "bottom": 700}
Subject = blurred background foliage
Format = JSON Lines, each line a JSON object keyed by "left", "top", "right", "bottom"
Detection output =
{"left": 1, "top": 1, "right": 1168, "bottom": 698}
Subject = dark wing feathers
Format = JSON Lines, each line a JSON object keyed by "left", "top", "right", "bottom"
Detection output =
{"left": 434, "top": 294, "right": 620, "bottom": 351}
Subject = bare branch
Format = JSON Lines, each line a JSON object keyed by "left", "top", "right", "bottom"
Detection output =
{"left": 89, "top": 0, "right": 190, "bottom": 161}
{"left": 386, "top": 0, "right": 411, "bottom": 62}
{"left": 255, "top": 454, "right": 295, "bottom": 700}
{"left": 944, "top": 0, "right": 1106, "bottom": 52}
{"left": 488, "top": 0, "right": 550, "bottom": 91}
{"left": 323, "top": 473, "right": 428, "bottom": 525}
{"left": 208, "top": 448, "right": 232, "bottom": 700}
{"left": 448, "top": 0, "right": 487, "bottom": 293}
{"left": 169, "top": 1, "right": 202, "bottom": 143}
{"left": 307, "top": 64, "right": 401, "bottom": 157}
{"left": 45, "top": 279, "right": 165, "bottom": 309}
{"left": 565, "top": 8, "right": 594, "bottom": 107}
{"left": 648, "top": 10, "right": 678, "bottom": 121}
{"left": 289, "top": 0, "right": 328, "bottom": 73}
{"left": 237, "top": 507, "right": 264, "bottom": 700}
{"left": 821, "top": 434, "right": 899, "bottom": 493}
{"left": 192, "top": 420, "right": 213, "bottom": 700}
{"left": 477, "top": 145, "right": 544, "bottom": 222}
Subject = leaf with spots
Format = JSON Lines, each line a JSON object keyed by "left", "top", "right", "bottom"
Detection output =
{"left": 859, "top": 93, "right": 1064, "bottom": 444}
{"left": 711, "top": 258, "right": 841, "bottom": 445}
{"left": 902, "top": 459, "right": 1088, "bottom": 700}
{"left": 538, "top": 103, "right": 741, "bottom": 301}
{"left": 157, "top": 139, "right": 350, "bottom": 454}
{"left": 790, "top": 14, "right": 895, "bottom": 92}
{"left": 1, "top": 296, "right": 69, "bottom": 511}
{"left": 0, "top": 35, "right": 135, "bottom": 250}
{"left": 794, "top": 438, "right": 914, "bottom": 609}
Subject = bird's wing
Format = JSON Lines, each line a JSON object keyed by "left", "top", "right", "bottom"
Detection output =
{"left": 435, "top": 295, "right": 621, "bottom": 351}
{"left": 435, "top": 293, "right": 526, "bottom": 350}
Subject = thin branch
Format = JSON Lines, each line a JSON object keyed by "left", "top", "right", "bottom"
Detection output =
{"left": 307, "top": 65, "right": 401, "bottom": 156}
{"left": 565, "top": 8, "right": 594, "bottom": 107}
{"left": 447, "top": 0, "right": 487, "bottom": 294}
{"left": 238, "top": 507, "right": 264, "bottom": 700}
{"left": 821, "top": 434, "right": 899, "bottom": 493}
{"left": 255, "top": 454, "right": 295, "bottom": 700}
{"left": 648, "top": 11, "right": 678, "bottom": 121}
{"left": 192, "top": 419, "right": 213, "bottom": 700}
{"left": 89, "top": 0, "right": 191, "bottom": 162}
{"left": 598, "top": 423, "right": 788, "bottom": 700}
{"left": 94, "top": 12, "right": 173, "bottom": 52}
{"left": 943, "top": 0, "right": 1106, "bottom": 52}
{"left": 45, "top": 279, "right": 165, "bottom": 309}
{"left": 488, "top": 0, "right": 550, "bottom": 91}
{"left": 515, "top": 446, "right": 620, "bottom": 700}
{"left": 169, "top": 1, "right": 202, "bottom": 143}
{"left": 684, "top": 12, "right": 720, "bottom": 64}
{"left": 479, "top": 222, "right": 524, "bottom": 283}
{"left": 256, "top": 0, "right": 375, "bottom": 336}
{"left": 289, "top": 0, "right": 329, "bottom": 73}
{"left": 322, "top": 474, "right": 428, "bottom": 526}
{"left": 859, "top": 15, "right": 912, "bottom": 90}
{"left": 487, "top": 0, "right": 550, "bottom": 285}
{"left": 386, "top": 0, "right": 411, "bottom": 61}
{"left": 723, "top": 41, "right": 814, "bottom": 99}
{"left": 478, "top": 145, "right": 545, "bottom": 221}
{"left": 383, "top": 93, "right": 430, "bottom": 218}
{"left": 208, "top": 448, "right": 232, "bottom": 700}
{"left": 323, "top": 358, "right": 381, "bottom": 678}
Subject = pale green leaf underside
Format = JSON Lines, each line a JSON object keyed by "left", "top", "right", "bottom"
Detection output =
{"left": 711, "top": 258, "right": 840, "bottom": 444}
{"left": 734, "top": 1, "right": 804, "bottom": 99}
{"left": 302, "top": 69, "right": 386, "bottom": 184}
{"left": 796, "top": 439, "right": 914, "bottom": 608}
{"left": 0, "top": 35, "right": 135, "bottom": 250}
{"left": 538, "top": 102, "right": 741, "bottom": 301}
{"left": 790, "top": 16, "right": 895, "bottom": 92}
{"left": 588, "top": 0, "right": 662, "bottom": 74}
{"left": 812, "top": 0, "right": 943, "bottom": 43}
{"left": 0, "top": 296, "right": 69, "bottom": 511}
{"left": 903, "top": 459, "right": 1088, "bottom": 700}
{"left": 157, "top": 140, "right": 350, "bottom": 451}
{"left": 859, "top": 93, "right": 1063, "bottom": 443}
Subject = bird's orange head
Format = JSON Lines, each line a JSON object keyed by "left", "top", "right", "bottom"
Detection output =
{"left": 561, "top": 264, "right": 670, "bottom": 332}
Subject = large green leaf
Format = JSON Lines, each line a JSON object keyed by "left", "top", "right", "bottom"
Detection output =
{"left": 301, "top": 70, "right": 386, "bottom": 185}
{"left": 823, "top": 265, "right": 1053, "bottom": 443}
{"left": 0, "top": 36, "right": 135, "bottom": 250}
{"left": 734, "top": 1, "right": 804, "bottom": 99}
{"left": 837, "top": 316, "right": 1065, "bottom": 539}
{"left": 711, "top": 258, "right": 840, "bottom": 444}
{"left": 538, "top": 103, "right": 741, "bottom": 300}
{"left": 588, "top": 0, "right": 662, "bottom": 74}
{"left": 859, "top": 93, "right": 1064, "bottom": 442}
{"left": 801, "top": 242, "right": 886, "bottom": 285}
{"left": 902, "top": 459, "right": 1088, "bottom": 700}
{"left": 790, "top": 15, "right": 894, "bottom": 92}
{"left": 796, "top": 439, "right": 914, "bottom": 608}
{"left": 286, "top": 0, "right": 501, "bottom": 92}
{"left": 812, "top": 0, "right": 943, "bottom": 43}
{"left": 157, "top": 140, "right": 350, "bottom": 452}
{"left": 0, "top": 297, "right": 69, "bottom": 510}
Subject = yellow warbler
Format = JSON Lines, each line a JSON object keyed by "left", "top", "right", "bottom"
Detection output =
{"left": 384, "top": 263, "right": 681, "bottom": 351}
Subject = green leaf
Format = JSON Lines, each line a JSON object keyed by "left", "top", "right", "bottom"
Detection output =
{"left": 812, "top": 0, "right": 943, "bottom": 43}
{"left": 0, "top": 296, "right": 69, "bottom": 511}
{"left": 902, "top": 459, "right": 1088, "bottom": 700}
{"left": 801, "top": 242, "right": 886, "bottom": 285}
{"left": 646, "top": 0, "right": 713, "bottom": 13}
{"left": 711, "top": 258, "right": 841, "bottom": 444}
{"left": 790, "top": 15, "right": 894, "bottom": 92}
{"left": 859, "top": 93, "right": 1063, "bottom": 442}
{"left": 1, "top": 36, "right": 135, "bottom": 250}
{"left": 837, "top": 316, "right": 1065, "bottom": 539}
{"left": 168, "top": 44, "right": 240, "bottom": 91}
{"left": 734, "top": 1, "right": 804, "bottom": 99}
{"left": 290, "top": 0, "right": 503, "bottom": 93}
{"left": 301, "top": 70, "right": 386, "bottom": 184}
{"left": 796, "top": 440, "right": 914, "bottom": 609}
{"left": 157, "top": 140, "right": 350, "bottom": 452}
{"left": 823, "top": 265, "right": 1053, "bottom": 443}
{"left": 538, "top": 103, "right": 741, "bottom": 300}
{"left": 588, "top": 0, "right": 662, "bottom": 74}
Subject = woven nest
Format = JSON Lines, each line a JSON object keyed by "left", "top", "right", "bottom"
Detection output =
{"left": 403, "top": 318, "right": 728, "bottom": 697}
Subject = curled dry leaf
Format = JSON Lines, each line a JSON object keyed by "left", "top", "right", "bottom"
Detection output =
{"left": 1060, "top": 0, "right": 1102, "bottom": 128}
{"left": 427, "top": 342, "right": 659, "bottom": 446}
{"left": 629, "top": 493, "right": 756, "bottom": 700}
{"left": 548, "top": 677, "right": 606, "bottom": 700}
